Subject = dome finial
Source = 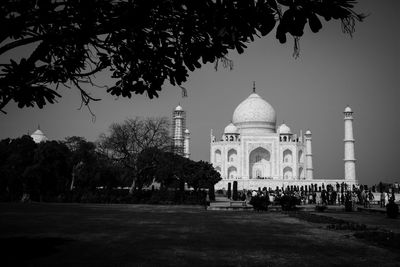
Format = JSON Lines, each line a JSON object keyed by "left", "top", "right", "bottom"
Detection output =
{"left": 175, "top": 103, "right": 183, "bottom": 111}
{"left": 38, "top": 124, "right": 40, "bottom": 130}
{"left": 252, "top": 81, "right": 256, "bottom": 93}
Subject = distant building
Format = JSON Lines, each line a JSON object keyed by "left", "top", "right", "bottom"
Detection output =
{"left": 172, "top": 105, "right": 190, "bottom": 158}
{"left": 30, "top": 126, "right": 48, "bottom": 143}
{"left": 210, "top": 85, "right": 358, "bottom": 190}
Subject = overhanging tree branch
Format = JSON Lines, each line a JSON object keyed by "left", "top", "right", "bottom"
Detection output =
{"left": 0, "top": 0, "right": 365, "bottom": 114}
{"left": 0, "top": 36, "right": 42, "bottom": 56}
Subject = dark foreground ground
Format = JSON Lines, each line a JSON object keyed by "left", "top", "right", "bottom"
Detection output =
{"left": 1, "top": 203, "right": 399, "bottom": 267}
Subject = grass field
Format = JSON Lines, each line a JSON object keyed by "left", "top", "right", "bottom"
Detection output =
{"left": 1, "top": 203, "right": 399, "bottom": 267}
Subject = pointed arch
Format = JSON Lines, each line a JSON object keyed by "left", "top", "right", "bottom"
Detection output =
{"left": 215, "top": 166, "right": 221, "bottom": 173}
{"left": 283, "top": 166, "right": 293, "bottom": 179}
{"left": 298, "top": 150, "right": 304, "bottom": 163}
{"left": 283, "top": 149, "right": 293, "bottom": 163}
{"left": 298, "top": 167, "right": 304, "bottom": 179}
{"left": 227, "top": 148, "right": 237, "bottom": 162}
{"left": 215, "top": 149, "right": 221, "bottom": 163}
{"left": 249, "top": 147, "right": 271, "bottom": 179}
{"left": 227, "top": 166, "right": 237, "bottom": 179}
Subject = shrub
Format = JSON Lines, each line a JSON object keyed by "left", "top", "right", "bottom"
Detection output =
{"left": 344, "top": 199, "right": 353, "bottom": 212}
{"left": 80, "top": 192, "right": 101, "bottom": 203}
{"left": 147, "top": 192, "right": 163, "bottom": 204}
{"left": 3, "top": 187, "right": 207, "bottom": 205}
{"left": 227, "top": 183, "right": 231, "bottom": 199}
{"left": 250, "top": 195, "right": 270, "bottom": 211}
{"left": 279, "top": 195, "right": 300, "bottom": 211}
{"left": 386, "top": 201, "right": 399, "bottom": 219}
{"left": 232, "top": 181, "right": 238, "bottom": 201}
{"left": 327, "top": 222, "right": 367, "bottom": 231}
{"left": 209, "top": 185, "right": 215, "bottom": 201}
{"left": 216, "top": 189, "right": 224, "bottom": 195}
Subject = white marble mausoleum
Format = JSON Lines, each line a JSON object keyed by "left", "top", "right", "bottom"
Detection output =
{"left": 210, "top": 87, "right": 358, "bottom": 190}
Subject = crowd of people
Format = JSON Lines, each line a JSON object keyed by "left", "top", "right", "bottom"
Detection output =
{"left": 224, "top": 183, "right": 397, "bottom": 209}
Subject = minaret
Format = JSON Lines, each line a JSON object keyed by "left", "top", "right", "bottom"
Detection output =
{"left": 344, "top": 106, "right": 356, "bottom": 181}
{"left": 184, "top": 129, "right": 190, "bottom": 158}
{"left": 304, "top": 129, "right": 313, "bottom": 179}
{"left": 299, "top": 129, "right": 303, "bottom": 143}
{"left": 172, "top": 104, "right": 186, "bottom": 156}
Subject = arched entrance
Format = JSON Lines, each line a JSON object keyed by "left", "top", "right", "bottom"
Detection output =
{"left": 283, "top": 166, "right": 293, "bottom": 179}
{"left": 227, "top": 149, "right": 237, "bottom": 163}
{"left": 214, "top": 149, "right": 221, "bottom": 163}
{"left": 249, "top": 147, "right": 271, "bottom": 179}
{"left": 283, "top": 149, "right": 293, "bottom": 163}
{"left": 298, "top": 150, "right": 303, "bottom": 163}
{"left": 215, "top": 166, "right": 221, "bottom": 173}
{"left": 227, "top": 166, "right": 237, "bottom": 179}
{"left": 298, "top": 167, "right": 304, "bottom": 179}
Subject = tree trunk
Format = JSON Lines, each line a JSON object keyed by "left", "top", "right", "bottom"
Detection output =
{"left": 179, "top": 180, "right": 185, "bottom": 192}
{"left": 129, "top": 179, "right": 135, "bottom": 194}
{"left": 21, "top": 193, "right": 30, "bottom": 202}
{"left": 70, "top": 175, "right": 75, "bottom": 191}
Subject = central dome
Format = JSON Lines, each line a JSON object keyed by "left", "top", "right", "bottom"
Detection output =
{"left": 232, "top": 93, "right": 276, "bottom": 134}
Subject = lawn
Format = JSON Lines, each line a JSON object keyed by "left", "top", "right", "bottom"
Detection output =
{"left": 1, "top": 203, "right": 399, "bottom": 267}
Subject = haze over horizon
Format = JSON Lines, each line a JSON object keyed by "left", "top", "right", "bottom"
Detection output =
{"left": 1, "top": 0, "right": 399, "bottom": 186}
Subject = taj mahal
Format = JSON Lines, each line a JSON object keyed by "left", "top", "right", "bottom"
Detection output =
{"left": 29, "top": 83, "right": 359, "bottom": 192}
{"left": 209, "top": 85, "right": 358, "bottom": 190}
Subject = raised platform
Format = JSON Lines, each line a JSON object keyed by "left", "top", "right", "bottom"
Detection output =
{"left": 208, "top": 205, "right": 254, "bottom": 211}
{"left": 208, "top": 196, "right": 252, "bottom": 211}
{"left": 208, "top": 196, "right": 354, "bottom": 212}
{"left": 215, "top": 179, "right": 358, "bottom": 190}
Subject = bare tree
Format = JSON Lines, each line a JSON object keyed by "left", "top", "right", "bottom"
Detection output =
{"left": 98, "top": 117, "right": 172, "bottom": 193}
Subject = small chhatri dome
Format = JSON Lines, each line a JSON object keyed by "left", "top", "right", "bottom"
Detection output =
{"left": 175, "top": 105, "right": 183, "bottom": 111}
{"left": 30, "top": 128, "right": 48, "bottom": 143}
{"left": 305, "top": 129, "right": 312, "bottom": 135}
{"left": 232, "top": 92, "right": 276, "bottom": 134}
{"left": 184, "top": 129, "right": 190, "bottom": 134}
{"left": 278, "top": 123, "right": 291, "bottom": 134}
{"left": 224, "top": 123, "right": 238, "bottom": 134}
{"left": 344, "top": 106, "right": 352, "bottom": 113}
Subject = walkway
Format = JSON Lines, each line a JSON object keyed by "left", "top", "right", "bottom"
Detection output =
{"left": 208, "top": 196, "right": 253, "bottom": 210}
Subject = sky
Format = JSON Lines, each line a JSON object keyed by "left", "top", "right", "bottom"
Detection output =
{"left": 1, "top": 0, "right": 399, "bottom": 186}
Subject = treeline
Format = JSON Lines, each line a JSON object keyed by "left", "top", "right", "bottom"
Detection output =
{"left": 0, "top": 117, "right": 221, "bottom": 204}
{"left": 0, "top": 135, "right": 123, "bottom": 202}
